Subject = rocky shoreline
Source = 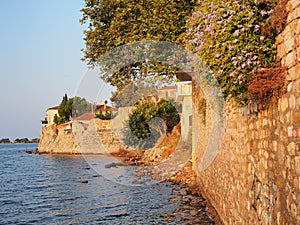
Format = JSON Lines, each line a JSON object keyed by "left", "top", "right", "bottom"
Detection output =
{"left": 106, "top": 147, "right": 223, "bottom": 225}
{"left": 35, "top": 121, "right": 222, "bottom": 223}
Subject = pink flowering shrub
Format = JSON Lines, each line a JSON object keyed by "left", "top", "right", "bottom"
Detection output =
{"left": 183, "top": 0, "right": 280, "bottom": 104}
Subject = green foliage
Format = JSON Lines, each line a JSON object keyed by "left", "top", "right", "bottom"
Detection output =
{"left": 156, "top": 99, "right": 181, "bottom": 132}
{"left": 58, "top": 94, "right": 72, "bottom": 123}
{"left": 14, "top": 138, "right": 29, "bottom": 143}
{"left": 111, "top": 81, "right": 158, "bottom": 107}
{"left": 56, "top": 95, "right": 92, "bottom": 123}
{"left": 72, "top": 96, "right": 92, "bottom": 117}
{"left": 80, "top": 0, "right": 196, "bottom": 89}
{"left": 95, "top": 109, "right": 117, "bottom": 120}
{"left": 0, "top": 138, "right": 11, "bottom": 143}
{"left": 182, "top": 0, "right": 279, "bottom": 104}
{"left": 122, "top": 99, "right": 180, "bottom": 149}
{"left": 53, "top": 114, "right": 59, "bottom": 125}
{"left": 198, "top": 98, "right": 207, "bottom": 124}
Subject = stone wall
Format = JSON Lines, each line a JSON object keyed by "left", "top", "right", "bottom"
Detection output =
{"left": 192, "top": 1, "right": 300, "bottom": 224}
{"left": 38, "top": 118, "right": 124, "bottom": 154}
{"left": 38, "top": 123, "right": 79, "bottom": 154}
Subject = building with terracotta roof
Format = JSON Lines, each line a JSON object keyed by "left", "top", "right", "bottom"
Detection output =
{"left": 42, "top": 106, "right": 59, "bottom": 127}
{"left": 157, "top": 71, "right": 193, "bottom": 142}
{"left": 158, "top": 85, "right": 177, "bottom": 100}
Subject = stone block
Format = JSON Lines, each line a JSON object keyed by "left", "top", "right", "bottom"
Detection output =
{"left": 287, "top": 64, "right": 300, "bottom": 80}
{"left": 286, "top": 51, "right": 297, "bottom": 68}
{"left": 288, "top": 82, "right": 293, "bottom": 92}
{"left": 291, "top": 203, "right": 298, "bottom": 218}
{"left": 292, "top": 79, "right": 300, "bottom": 92}
{"left": 277, "top": 43, "right": 286, "bottom": 59}
{"left": 279, "top": 97, "right": 289, "bottom": 113}
{"left": 283, "top": 24, "right": 292, "bottom": 39}
{"left": 288, "top": 142, "right": 296, "bottom": 155}
{"left": 293, "top": 111, "right": 300, "bottom": 124}
{"left": 295, "top": 156, "right": 300, "bottom": 175}
{"left": 297, "top": 46, "right": 300, "bottom": 62}
{"left": 291, "top": 0, "right": 300, "bottom": 10}
{"left": 273, "top": 141, "right": 278, "bottom": 152}
{"left": 284, "top": 33, "right": 295, "bottom": 53}
{"left": 289, "top": 94, "right": 296, "bottom": 109}
{"left": 287, "top": 5, "right": 300, "bottom": 22}
{"left": 290, "top": 20, "right": 299, "bottom": 36}
{"left": 294, "top": 5, "right": 300, "bottom": 18}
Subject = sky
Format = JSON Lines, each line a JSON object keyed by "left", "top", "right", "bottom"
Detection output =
{"left": 0, "top": 0, "right": 114, "bottom": 140}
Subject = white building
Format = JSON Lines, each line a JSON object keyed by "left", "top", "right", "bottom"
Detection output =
{"left": 42, "top": 106, "right": 59, "bottom": 127}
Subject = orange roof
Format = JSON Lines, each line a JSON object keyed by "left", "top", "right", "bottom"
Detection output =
{"left": 73, "top": 112, "right": 95, "bottom": 121}
{"left": 47, "top": 106, "right": 59, "bottom": 111}
{"left": 159, "top": 85, "right": 177, "bottom": 90}
{"left": 96, "top": 105, "right": 118, "bottom": 111}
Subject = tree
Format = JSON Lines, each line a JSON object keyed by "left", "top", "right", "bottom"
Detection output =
{"left": 58, "top": 94, "right": 72, "bottom": 123}
{"left": 80, "top": 0, "right": 196, "bottom": 89}
{"left": 53, "top": 114, "right": 59, "bottom": 125}
{"left": 72, "top": 96, "right": 92, "bottom": 117}
{"left": 0, "top": 138, "right": 11, "bottom": 143}
{"left": 122, "top": 98, "right": 180, "bottom": 149}
{"left": 110, "top": 81, "right": 157, "bottom": 107}
{"left": 55, "top": 95, "right": 92, "bottom": 123}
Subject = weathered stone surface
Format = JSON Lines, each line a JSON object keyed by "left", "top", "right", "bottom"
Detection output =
{"left": 287, "top": 0, "right": 300, "bottom": 11}
{"left": 277, "top": 43, "right": 286, "bottom": 59}
{"left": 287, "top": 64, "right": 300, "bottom": 80}
{"left": 293, "top": 111, "right": 300, "bottom": 124}
{"left": 287, "top": 4, "right": 300, "bottom": 23}
{"left": 38, "top": 118, "right": 124, "bottom": 154}
{"left": 286, "top": 51, "right": 297, "bottom": 68}
{"left": 284, "top": 32, "right": 295, "bottom": 53}
{"left": 295, "top": 156, "right": 300, "bottom": 175}
{"left": 38, "top": 124, "right": 79, "bottom": 154}
{"left": 191, "top": 5, "right": 300, "bottom": 225}
{"left": 279, "top": 97, "right": 289, "bottom": 112}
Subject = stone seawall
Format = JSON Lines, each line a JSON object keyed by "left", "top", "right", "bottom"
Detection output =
{"left": 38, "top": 123, "right": 79, "bottom": 154}
{"left": 192, "top": 1, "right": 300, "bottom": 224}
{"left": 38, "top": 118, "right": 124, "bottom": 154}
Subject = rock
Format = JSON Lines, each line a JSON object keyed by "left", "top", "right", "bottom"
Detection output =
{"left": 136, "top": 171, "right": 144, "bottom": 177}
{"left": 24, "top": 149, "right": 38, "bottom": 154}
{"left": 116, "top": 162, "right": 126, "bottom": 167}
{"left": 131, "top": 179, "right": 141, "bottom": 184}
{"left": 81, "top": 180, "right": 88, "bottom": 183}
{"left": 105, "top": 162, "right": 118, "bottom": 168}
{"left": 190, "top": 209, "right": 198, "bottom": 216}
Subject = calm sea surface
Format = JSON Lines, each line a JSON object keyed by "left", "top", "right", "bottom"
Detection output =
{"left": 0, "top": 144, "right": 215, "bottom": 225}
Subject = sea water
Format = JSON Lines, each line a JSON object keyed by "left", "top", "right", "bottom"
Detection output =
{"left": 0, "top": 144, "right": 215, "bottom": 224}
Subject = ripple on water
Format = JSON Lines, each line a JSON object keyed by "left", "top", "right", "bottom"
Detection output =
{"left": 0, "top": 144, "right": 215, "bottom": 224}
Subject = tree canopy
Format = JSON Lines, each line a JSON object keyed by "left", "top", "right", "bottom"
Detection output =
{"left": 122, "top": 98, "right": 180, "bottom": 149}
{"left": 72, "top": 96, "right": 92, "bottom": 118}
{"left": 81, "top": 0, "right": 196, "bottom": 89}
{"left": 110, "top": 81, "right": 157, "bottom": 107}
{"left": 55, "top": 95, "right": 91, "bottom": 124}
{"left": 58, "top": 94, "right": 73, "bottom": 123}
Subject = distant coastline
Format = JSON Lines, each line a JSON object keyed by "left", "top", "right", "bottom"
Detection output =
{"left": 0, "top": 138, "right": 40, "bottom": 144}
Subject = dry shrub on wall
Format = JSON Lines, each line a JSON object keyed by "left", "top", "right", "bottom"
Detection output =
{"left": 248, "top": 65, "right": 286, "bottom": 107}
{"left": 248, "top": 0, "right": 288, "bottom": 108}
{"left": 263, "top": 0, "right": 289, "bottom": 35}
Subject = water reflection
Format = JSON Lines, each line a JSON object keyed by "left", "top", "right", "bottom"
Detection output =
{"left": 0, "top": 144, "right": 215, "bottom": 224}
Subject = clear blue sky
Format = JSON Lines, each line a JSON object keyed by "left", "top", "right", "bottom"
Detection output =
{"left": 0, "top": 0, "right": 113, "bottom": 140}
